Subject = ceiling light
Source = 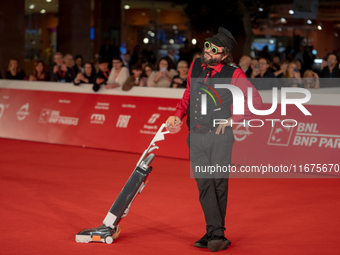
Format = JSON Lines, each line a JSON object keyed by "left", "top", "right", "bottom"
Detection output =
{"left": 192, "top": 38, "right": 197, "bottom": 45}
{"left": 307, "top": 20, "right": 312, "bottom": 24}
{"left": 29, "top": 4, "right": 35, "bottom": 9}
{"left": 40, "top": 9, "right": 46, "bottom": 14}
{"left": 289, "top": 10, "right": 294, "bottom": 14}
{"left": 124, "top": 5, "right": 130, "bottom": 10}
{"left": 143, "top": 38, "right": 149, "bottom": 44}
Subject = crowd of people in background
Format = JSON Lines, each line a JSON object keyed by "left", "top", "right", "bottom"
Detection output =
{"left": 2, "top": 43, "right": 340, "bottom": 92}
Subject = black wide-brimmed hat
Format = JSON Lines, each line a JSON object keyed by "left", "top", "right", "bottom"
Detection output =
{"left": 206, "top": 27, "right": 237, "bottom": 51}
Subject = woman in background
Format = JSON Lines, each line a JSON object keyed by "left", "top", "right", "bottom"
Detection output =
{"left": 303, "top": 70, "right": 320, "bottom": 89}
{"left": 26, "top": 60, "right": 50, "bottom": 81}
{"left": 74, "top": 62, "right": 96, "bottom": 85}
{"left": 283, "top": 61, "right": 303, "bottom": 87}
{"left": 140, "top": 63, "right": 154, "bottom": 87}
{"left": 147, "top": 57, "right": 177, "bottom": 87}
{"left": 5, "top": 58, "right": 25, "bottom": 80}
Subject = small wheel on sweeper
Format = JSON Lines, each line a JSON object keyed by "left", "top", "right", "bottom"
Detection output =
{"left": 105, "top": 235, "right": 114, "bottom": 244}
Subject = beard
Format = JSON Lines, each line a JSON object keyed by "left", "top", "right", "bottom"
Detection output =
{"left": 201, "top": 50, "right": 223, "bottom": 66}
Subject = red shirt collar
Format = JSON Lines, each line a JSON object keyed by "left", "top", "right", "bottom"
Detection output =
{"left": 201, "top": 62, "right": 224, "bottom": 73}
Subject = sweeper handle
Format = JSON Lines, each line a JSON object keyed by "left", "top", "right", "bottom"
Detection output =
{"left": 137, "top": 123, "right": 170, "bottom": 167}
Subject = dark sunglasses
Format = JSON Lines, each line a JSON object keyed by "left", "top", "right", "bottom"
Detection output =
{"left": 204, "top": 41, "right": 224, "bottom": 55}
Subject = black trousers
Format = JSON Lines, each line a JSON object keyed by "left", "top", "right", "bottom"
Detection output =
{"left": 188, "top": 126, "right": 234, "bottom": 237}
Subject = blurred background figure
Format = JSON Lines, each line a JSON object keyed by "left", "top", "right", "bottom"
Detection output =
{"left": 320, "top": 53, "right": 340, "bottom": 78}
{"left": 106, "top": 56, "right": 129, "bottom": 89}
{"left": 25, "top": 60, "right": 49, "bottom": 81}
{"left": 270, "top": 56, "right": 281, "bottom": 72}
{"left": 249, "top": 58, "right": 259, "bottom": 77}
{"left": 147, "top": 57, "right": 177, "bottom": 87}
{"left": 283, "top": 61, "right": 303, "bottom": 87}
{"left": 129, "top": 45, "right": 141, "bottom": 67}
{"left": 250, "top": 58, "right": 280, "bottom": 90}
{"left": 122, "top": 63, "right": 143, "bottom": 91}
{"left": 238, "top": 55, "right": 252, "bottom": 77}
{"left": 123, "top": 53, "right": 130, "bottom": 70}
{"left": 260, "top": 45, "right": 271, "bottom": 61}
{"left": 140, "top": 63, "right": 154, "bottom": 87}
{"left": 74, "top": 62, "right": 96, "bottom": 85}
{"left": 295, "top": 59, "right": 304, "bottom": 76}
{"left": 303, "top": 70, "right": 320, "bottom": 89}
{"left": 294, "top": 45, "right": 304, "bottom": 68}
{"left": 74, "top": 55, "right": 84, "bottom": 74}
{"left": 170, "top": 60, "right": 188, "bottom": 88}
{"left": 192, "top": 52, "right": 202, "bottom": 64}
{"left": 274, "top": 59, "right": 289, "bottom": 78}
{"left": 99, "top": 38, "right": 115, "bottom": 69}
{"left": 52, "top": 52, "right": 74, "bottom": 82}
{"left": 139, "top": 56, "right": 149, "bottom": 70}
{"left": 179, "top": 40, "right": 191, "bottom": 64}
{"left": 93, "top": 58, "right": 110, "bottom": 92}
{"left": 64, "top": 54, "right": 76, "bottom": 78}
{"left": 142, "top": 44, "right": 156, "bottom": 64}
{"left": 5, "top": 58, "right": 25, "bottom": 80}
{"left": 303, "top": 46, "right": 314, "bottom": 71}
{"left": 164, "top": 47, "right": 177, "bottom": 70}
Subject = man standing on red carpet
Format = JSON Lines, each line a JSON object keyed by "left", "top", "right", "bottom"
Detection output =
{"left": 166, "top": 27, "right": 262, "bottom": 252}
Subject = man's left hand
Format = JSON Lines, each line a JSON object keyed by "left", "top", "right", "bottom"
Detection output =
{"left": 215, "top": 118, "right": 232, "bottom": 135}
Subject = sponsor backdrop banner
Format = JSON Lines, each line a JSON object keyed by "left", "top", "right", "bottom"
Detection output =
{"left": 0, "top": 86, "right": 339, "bottom": 170}
{"left": 0, "top": 88, "right": 188, "bottom": 159}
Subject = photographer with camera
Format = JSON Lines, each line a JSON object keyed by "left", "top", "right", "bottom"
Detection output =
{"left": 320, "top": 53, "right": 340, "bottom": 78}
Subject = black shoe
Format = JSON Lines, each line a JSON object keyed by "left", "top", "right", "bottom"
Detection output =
{"left": 208, "top": 235, "right": 231, "bottom": 252}
{"left": 221, "top": 237, "right": 232, "bottom": 250}
{"left": 193, "top": 234, "right": 208, "bottom": 248}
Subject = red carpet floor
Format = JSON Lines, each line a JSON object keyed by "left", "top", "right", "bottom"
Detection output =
{"left": 0, "top": 138, "right": 339, "bottom": 255}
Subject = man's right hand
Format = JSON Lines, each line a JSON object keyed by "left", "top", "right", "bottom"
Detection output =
{"left": 60, "top": 64, "right": 67, "bottom": 71}
{"left": 76, "top": 73, "right": 85, "bottom": 82}
{"left": 53, "top": 65, "right": 59, "bottom": 73}
{"left": 166, "top": 116, "right": 182, "bottom": 127}
{"left": 96, "top": 77, "right": 105, "bottom": 84}
{"left": 251, "top": 69, "right": 260, "bottom": 78}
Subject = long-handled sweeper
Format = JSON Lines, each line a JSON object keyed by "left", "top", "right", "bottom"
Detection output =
{"left": 76, "top": 123, "right": 170, "bottom": 244}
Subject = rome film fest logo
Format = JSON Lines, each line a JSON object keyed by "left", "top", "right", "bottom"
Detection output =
{"left": 199, "top": 84, "right": 312, "bottom": 128}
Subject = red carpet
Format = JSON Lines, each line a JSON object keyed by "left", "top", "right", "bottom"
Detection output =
{"left": 0, "top": 138, "right": 339, "bottom": 255}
